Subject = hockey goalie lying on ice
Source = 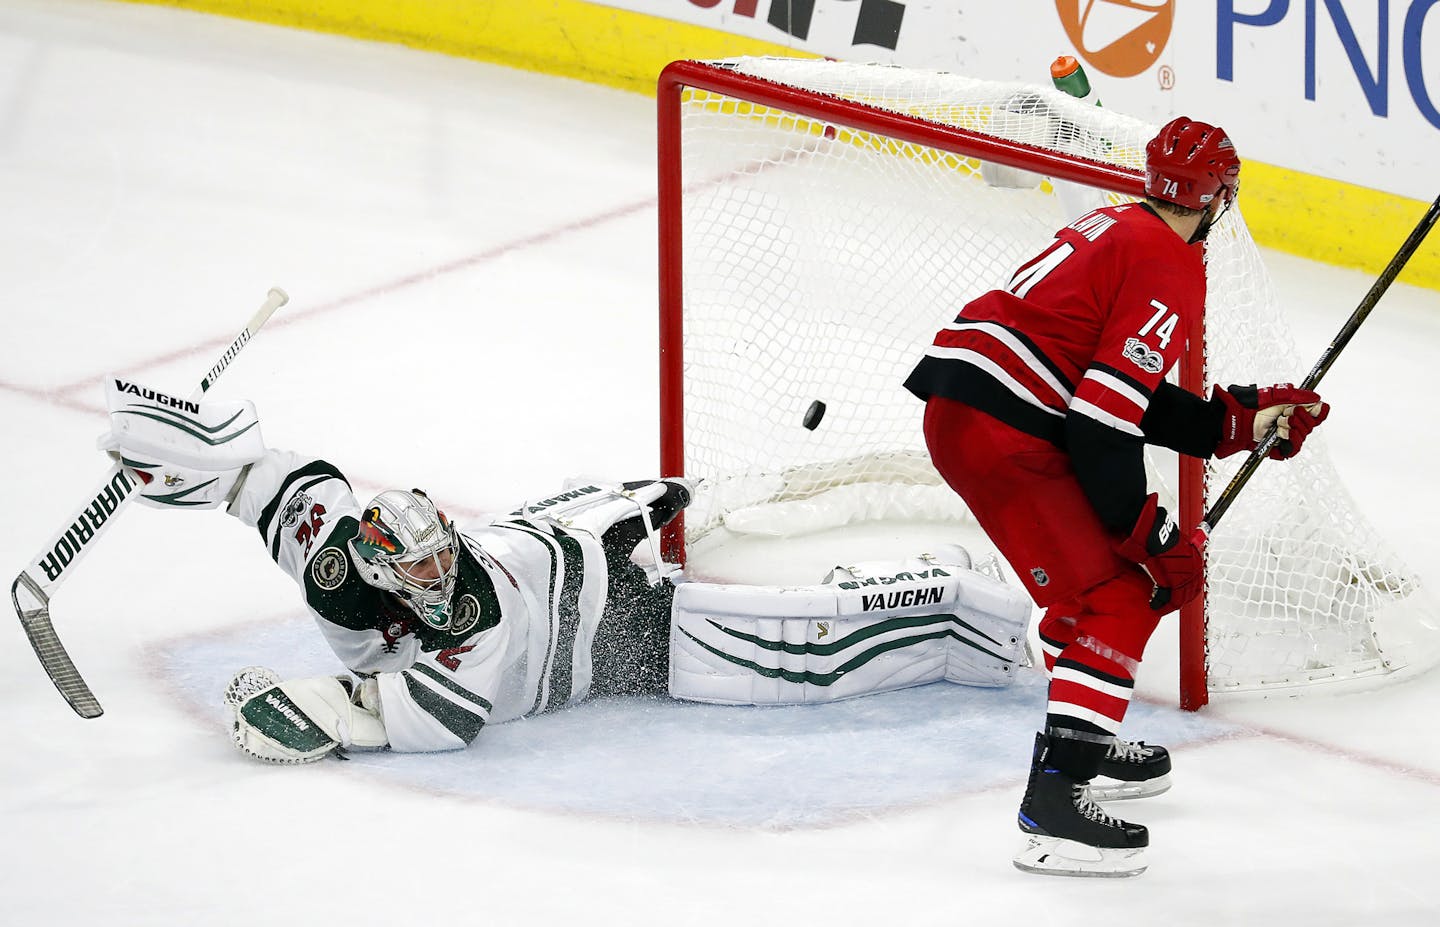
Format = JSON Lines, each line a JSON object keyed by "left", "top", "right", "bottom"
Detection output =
{"left": 98, "top": 377, "right": 1031, "bottom": 762}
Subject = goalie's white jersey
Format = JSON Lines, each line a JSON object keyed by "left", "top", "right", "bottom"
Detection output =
{"left": 229, "top": 449, "right": 612, "bottom": 752}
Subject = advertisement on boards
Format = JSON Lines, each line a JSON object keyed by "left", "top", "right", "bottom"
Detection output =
{"left": 590, "top": 1, "right": 1438, "bottom": 201}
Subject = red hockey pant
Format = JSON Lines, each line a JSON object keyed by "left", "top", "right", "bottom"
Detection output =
{"left": 923, "top": 397, "right": 1164, "bottom": 732}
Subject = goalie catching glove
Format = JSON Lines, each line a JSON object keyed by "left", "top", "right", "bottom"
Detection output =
{"left": 225, "top": 668, "right": 388, "bottom": 764}
{"left": 98, "top": 376, "right": 266, "bottom": 508}
{"left": 1214, "top": 383, "right": 1329, "bottom": 460}
{"left": 1115, "top": 493, "right": 1203, "bottom": 612}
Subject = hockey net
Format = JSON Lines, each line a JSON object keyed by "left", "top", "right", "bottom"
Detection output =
{"left": 657, "top": 57, "right": 1440, "bottom": 706}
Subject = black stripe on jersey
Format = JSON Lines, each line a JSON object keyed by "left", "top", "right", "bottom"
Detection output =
{"left": 409, "top": 662, "right": 494, "bottom": 714}
{"left": 1088, "top": 361, "right": 1154, "bottom": 400}
{"left": 401, "top": 670, "right": 487, "bottom": 744}
{"left": 1045, "top": 714, "right": 1113, "bottom": 742}
{"left": 905, "top": 356, "right": 1066, "bottom": 447}
{"left": 257, "top": 460, "right": 349, "bottom": 552}
{"left": 961, "top": 318, "right": 1078, "bottom": 396}
{"left": 1038, "top": 629, "right": 1069, "bottom": 653}
{"left": 1054, "top": 656, "right": 1135, "bottom": 690}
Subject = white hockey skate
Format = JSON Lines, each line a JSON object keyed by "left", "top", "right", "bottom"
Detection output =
{"left": 1013, "top": 835, "right": 1148, "bottom": 879}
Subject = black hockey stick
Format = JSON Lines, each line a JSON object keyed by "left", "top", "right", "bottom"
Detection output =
{"left": 1197, "top": 194, "right": 1440, "bottom": 540}
{"left": 11, "top": 287, "right": 289, "bottom": 718}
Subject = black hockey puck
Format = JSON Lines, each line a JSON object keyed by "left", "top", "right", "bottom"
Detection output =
{"left": 802, "top": 400, "right": 827, "bottom": 430}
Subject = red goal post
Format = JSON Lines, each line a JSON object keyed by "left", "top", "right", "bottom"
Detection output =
{"left": 656, "top": 57, "right": 1438, "bottom": 710}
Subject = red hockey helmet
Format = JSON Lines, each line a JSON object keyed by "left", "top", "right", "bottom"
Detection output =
{"left": 1144, "top": 117, "right": 1241, "bottom": 210}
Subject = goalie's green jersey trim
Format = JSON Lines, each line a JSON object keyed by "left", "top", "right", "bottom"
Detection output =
{"left": 401, "top": 671, "right": 487, "bottom": 744}
{"left": 409, "top": 662, "right": 493, "bottom": 714}
{"left": 302, "top": 522, "right": 503, "bottom": 649}
{"left": 492, "top": 521, "right": 588, "bottom": 716}
{"left": 257, "top": 460, "right": 349, "bottom": 557}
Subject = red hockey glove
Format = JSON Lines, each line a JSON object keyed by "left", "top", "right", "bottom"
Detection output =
{"left": 1114, "top": 494, "right": 1204, "bottom": 612}
{"left": 1214, "top": 384, "right": 1330, "bottom": 460}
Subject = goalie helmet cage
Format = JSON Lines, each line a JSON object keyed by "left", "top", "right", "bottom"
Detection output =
{"left": 656, "top": 57, "right": 1440, "bottom": 710}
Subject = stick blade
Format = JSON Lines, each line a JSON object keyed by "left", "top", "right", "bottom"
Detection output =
{"left": 12, "top": 574, "right": 103, "bottom": 719}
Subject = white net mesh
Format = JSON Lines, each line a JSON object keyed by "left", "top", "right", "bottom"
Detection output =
{"left": 666, "top": 57, "right": 1440, "bottom": 695}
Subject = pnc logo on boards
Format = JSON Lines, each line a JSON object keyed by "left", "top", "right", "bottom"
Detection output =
{"left": 1055, "top": 0, "right": 1174, "bottom": 78}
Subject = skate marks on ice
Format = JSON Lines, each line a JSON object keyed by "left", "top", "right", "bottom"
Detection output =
{"left": 150, "top": 614, "right": 1239, "bottom": 828}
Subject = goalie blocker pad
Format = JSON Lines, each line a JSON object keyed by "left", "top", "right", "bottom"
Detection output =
{"left": 670, "top": 554, "right": 1032, "bottom": 705}
{"left": 100, "top": 376, "right": 265, "bottom": 508}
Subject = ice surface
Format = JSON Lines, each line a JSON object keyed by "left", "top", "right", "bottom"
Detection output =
{"left": 156, "top": 614, "right": 1235, "bottom": 828}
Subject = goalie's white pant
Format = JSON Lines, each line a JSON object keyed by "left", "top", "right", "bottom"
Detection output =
{"left": 669, "top": 559, "right": 1032, "bottom": 705}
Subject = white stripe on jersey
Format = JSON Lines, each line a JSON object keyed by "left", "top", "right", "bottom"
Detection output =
{"left": 1051, "top": 663, "right": 1136, "bottom": 701}
{"left": 1081, "top": 368, "right": 1151, "bottom": 415}
{"left": 1070, "top": 397, "right": 1145, "bottom": 437}
{"left": 924, "top": 346, "right": 1066, "bottom": 417}
{"left": 1046, "top": 698, "right": 1123, "bottom": 732}
{"left": 940, "top": 320, "right": 1075, "bottom": 403}
{"left": 409, "top": 664, "right": 494, "bottom": 711}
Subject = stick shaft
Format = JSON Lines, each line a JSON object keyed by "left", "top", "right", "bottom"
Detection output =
{"left": 198, "top": 287, "right": 288, "bottom": 397}
{"left": 12, "top": 287, "right": 289, "bottom": 718}
{"left": 1198, "top": 196, "right": 1440, "bottom": 537}
{"left": 21, "top": 288, "right": 289, "bottom": 601}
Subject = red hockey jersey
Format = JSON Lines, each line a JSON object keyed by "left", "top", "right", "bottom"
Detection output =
{"left": 906, "top": 202, "right": 1205, "bottom": 445}
{"left": 906, "top": 202, "right": 1212, "bottom": 532}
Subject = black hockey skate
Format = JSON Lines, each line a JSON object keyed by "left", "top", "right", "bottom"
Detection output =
{"left": 617, "top": 478, "right": 693, "bottom": 534}
{"left": 1014, "top": 733, "right": 1149, "bottom": 878}
{"left": 1090, "top": 738, "right": 1172, "bottom": 802}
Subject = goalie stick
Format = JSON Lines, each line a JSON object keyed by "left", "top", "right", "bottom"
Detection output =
{"left": 1197, "top": 194, "right": 1440, "bottom": 540}
{"left": 11, "top": 287, "right": 289, "bottom": 718}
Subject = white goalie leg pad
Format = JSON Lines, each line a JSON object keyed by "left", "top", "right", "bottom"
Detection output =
{"left": 669, "top": 551, "right": 1032, "bottom": 706}
{"left": 100, "top": 375, "right": 266, "bottom": 509}
{"left": 827, "top": 548, "right": 1033, "bottom": 687}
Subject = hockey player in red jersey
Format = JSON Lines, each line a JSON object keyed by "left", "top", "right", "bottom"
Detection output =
{"left": 905, "top": 117, "right": 1330, "bottom": 877}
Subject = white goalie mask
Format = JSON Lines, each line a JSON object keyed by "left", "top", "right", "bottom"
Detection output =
{"left": 347, "top": 489, "right": 460, "bottom": 630}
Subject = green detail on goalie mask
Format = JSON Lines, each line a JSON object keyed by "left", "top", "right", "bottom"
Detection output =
{"left": 240, "top": 688, "right": 336, "bottom": 754}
